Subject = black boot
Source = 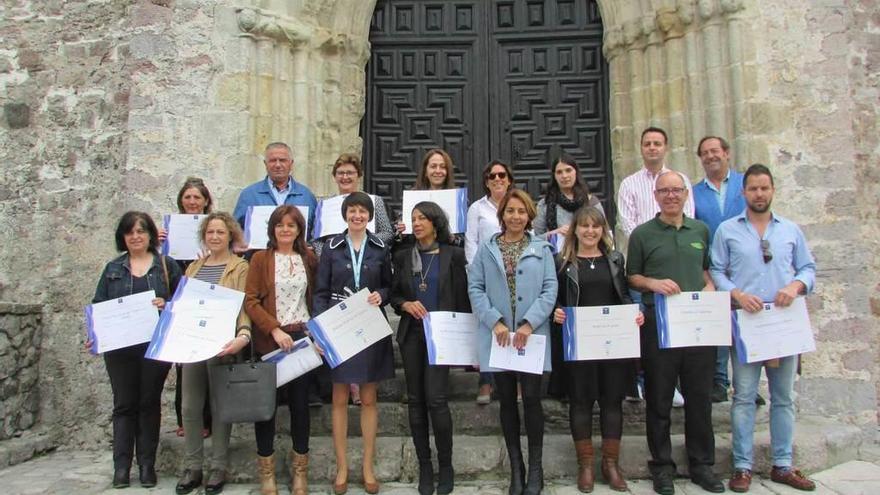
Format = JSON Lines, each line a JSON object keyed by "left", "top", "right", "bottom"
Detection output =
{"left": 523, "top": 446, "right": 543, "bottom": 495}
{"left": 437, "top": 463, "right": 454, "bottom": 495}
{"left": 508, "top": 445, "right": 526, "bottom": 495}
{"left": 139, "top": 464, "right": 157, "bottom": 488}
{"left": 112, "top": 467, "right": 130, "bottom": 489}
{"left": 417, "top": 461, "right": 434, "bottom": 495}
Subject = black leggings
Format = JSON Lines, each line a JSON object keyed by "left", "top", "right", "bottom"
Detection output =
{"left": 569, "top": 397, "right": 623, "bottom": 441}
{"left": 494, "top": 371, "right": 543, "bottom": 452}
{"left": 254, "top": 371, "right": 311, "bottom": 456}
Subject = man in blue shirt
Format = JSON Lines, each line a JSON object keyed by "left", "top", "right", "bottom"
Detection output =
{"left": 710, "top": 164, "right": 817, "bottom": 493}
{"left": 232, "top": 142, "right": 318, "bottom": 238}
{"left": 692, "top": 136, "right": 749, "bottom": 404}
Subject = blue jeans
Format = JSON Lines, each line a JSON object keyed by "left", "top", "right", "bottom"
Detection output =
{"left": 731, "top": 348, "right": 797, "bottom": 470}
{"left": 715, "top": 346, "right": 730, "bottom": 388}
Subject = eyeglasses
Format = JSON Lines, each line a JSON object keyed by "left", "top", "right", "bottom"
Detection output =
{"left": 335, "top": 170, "right": 357, "bottom": 177}
{"left": 488, "top": 172, "right": 508, "bottom": 180}
{"left": 654, "top": 187, "right": 686, "bottom": 196}
{"left": 760, "top": 239, "right": 773, "bottom": 263}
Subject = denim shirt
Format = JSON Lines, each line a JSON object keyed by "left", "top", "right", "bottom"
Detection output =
{"left": 93, "top": 252, "right": 183, "bottom": 304}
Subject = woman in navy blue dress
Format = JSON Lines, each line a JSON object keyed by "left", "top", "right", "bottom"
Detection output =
{"left": 314, "top": 192, "right": 393, "bottom": 494}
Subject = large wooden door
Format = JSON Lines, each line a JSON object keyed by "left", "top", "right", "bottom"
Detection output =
{"left": 363, "top": 0, "right": 612, "bottom": 218}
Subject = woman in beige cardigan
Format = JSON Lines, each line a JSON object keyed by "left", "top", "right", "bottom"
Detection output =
{"left": 176, "top": 212, "right": 252, "bottom": 495}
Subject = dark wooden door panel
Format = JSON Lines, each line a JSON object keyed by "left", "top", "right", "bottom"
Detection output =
{"left": 363, "top": 0, "right": 611, "bottom": 220}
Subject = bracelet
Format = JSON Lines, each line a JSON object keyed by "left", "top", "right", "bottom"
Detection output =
{"left": 237, "top": 333, "right": 251, "bottom": 343}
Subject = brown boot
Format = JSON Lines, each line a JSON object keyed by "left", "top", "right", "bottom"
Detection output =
{"left": 574, "top": 439, "right": 594, "bottom": 492}
{"left": 600, "top": 439, "right": 627, "bottom": 492}
{"left": 290, "top": 453, "right": 309, "bottom": 495}
{"left": 257, "top": 454, "right": 278, "bottom": 495}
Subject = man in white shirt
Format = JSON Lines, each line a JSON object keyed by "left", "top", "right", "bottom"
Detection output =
{"left": 617, "top": 127, "right": 695, "bottom": 238}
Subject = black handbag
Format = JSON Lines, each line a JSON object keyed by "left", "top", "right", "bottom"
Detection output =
{"left": 209, "top": 339, "right": 277, "bottom": 423}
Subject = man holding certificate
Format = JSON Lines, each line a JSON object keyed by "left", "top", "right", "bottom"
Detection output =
{"left": 627, "top": 171, "right": 723, "bottom": 494}
{"left": 710, "top": 164, "right": 817, "bottom": 492}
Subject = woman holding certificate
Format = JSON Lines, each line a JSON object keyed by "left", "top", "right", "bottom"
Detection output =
{"left": 243, "top": 205, "right": 318, "bottom": 495}
{"left": 315, "top": 191, "right": 394, "bottom": 495}
{"left": 175, "top": 212, "right": 252, "bottom": 495}
{"left": 468, "top": 189, "right": 558, "bottom": 495}
{"left": 390, "top": 201, "right": 471, "bottom": 495}
{"left": 91, "top": 211, "right": 183, "bottom": 489}
{"left": 395, "top": 149, "right": 464, "bottom": 250}
{"left": 552, "top": 206, "right": 643, "bottom": 492}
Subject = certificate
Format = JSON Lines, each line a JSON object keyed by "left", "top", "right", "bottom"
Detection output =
{"left": 546, "top": 233, "right": 567, "bottom": 254}
{"left": 306, "top": 288, "right": 393, "bottom": 368}
{"left": 488, "top": 333, "right": 546, "bottom": 375}
{"left": 161, "top": 214, "right": 206, "bottom": 260}
{"left": 655, "top": 291, "right": 732, "bottom": 348}
{"left": 144, "top": 300, "right": 239, "bottom": 363}
{"left": 313, "top": 194, "right": 376, "bottom": 238}
{"left": 734, "top": 297, "right": 815, "bottom": 363}
{"left": 84, "top": 291, "right": 159, "bottom": 355}
{"left": 244, "top": 205, "right": 309, "bottom": 249}
{"left": 261, "top": 337, "right": 324, "bottom": 387}
{"left": 401, "top": 188, "right": 468, "bottom": 234}
{"left": 562, "top": 304, "right": 640, "bottom": 361}
{"left": 171, "top": 276, "right": 245, "bottom": 309}
{"left": 423, "top": 311, "right": 479, "bottom": 366}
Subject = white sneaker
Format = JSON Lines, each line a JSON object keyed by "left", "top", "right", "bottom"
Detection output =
{"left": 672, "top": 388, "right": 685, "bottom": 408}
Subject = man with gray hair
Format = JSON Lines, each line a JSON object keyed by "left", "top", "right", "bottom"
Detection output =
{"left": 232, "top": 142, "right": 317, "bottom": 234}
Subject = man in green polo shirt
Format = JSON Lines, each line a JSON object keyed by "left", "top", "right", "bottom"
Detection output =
{"left": 627, "top": 171, "right": 723, "bottom": 495}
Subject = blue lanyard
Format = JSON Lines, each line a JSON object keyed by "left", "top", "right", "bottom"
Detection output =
{"left": 346, "top": 234, "right": 366, "bottom": 290}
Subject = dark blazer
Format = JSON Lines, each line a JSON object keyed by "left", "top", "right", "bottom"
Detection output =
{"left": 555, "top": 250, "right": 633, "bottom": 307}
{"left": 313, "top": 230, "right": 392, "bottom": 316}
{"left": 389, "top": 244, "right": 472, "bottom": 344}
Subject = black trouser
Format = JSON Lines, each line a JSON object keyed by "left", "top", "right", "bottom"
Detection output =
{"left": 103, "top": 343, "right": 171, "bottom": 470}
{"left": 641, "top": 309, "right": 716, "bottom": 475}
{"left": 567, "top": 362, "right": 624, "bottom": 442}
{"left": 400, "top": 323, "right": 452, "bottom": 466}
{"left": 494, "top": 371, "right": 544, "bottom": 459}
{"left": 547, "top": 323, "right": 569, "bottom": 399}
{"left": 255, "top": 369, "right": 311, "bottom": 456}
{"left": 174, "top": 364, "right": 211, "bottom": 429}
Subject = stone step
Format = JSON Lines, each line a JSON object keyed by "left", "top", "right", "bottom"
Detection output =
{"left": 155, "top": 416, "right": 861, "bottom": 484}
{"left": 223, "top": 397, "right": 762, "bottom": 437}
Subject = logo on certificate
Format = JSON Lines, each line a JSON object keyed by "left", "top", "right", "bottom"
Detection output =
{"left": 340, "top": 303, "right": 347, "bottom": 310}
{"left": 602, "top": 307, "right": 610, "bottom": 315}
{"left": 764, "top": 304, "right": 771, "bottom": 311}
{"left": 692, "top": 293, "right": 700, "bottom": 300}
{"left": 209, "top": 284, "right": 216, "bottom": 290}
{"left": 118, "top": 298, "right": 124, "bottom": 303}
{"left": 199, "top": 320, "right": 207, "bottom": 327}
{"left": 517, "top": 348, "right": 526, "bottom": 356}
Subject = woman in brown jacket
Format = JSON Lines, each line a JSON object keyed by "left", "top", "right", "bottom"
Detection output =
{"left": 244, "top": 205, "right": 318, "bottom": 495}
{"left": 176, "top": 212, "right": 252, "bottom": 495}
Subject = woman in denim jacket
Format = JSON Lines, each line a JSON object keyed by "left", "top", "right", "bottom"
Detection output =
{"left": 90, "top": 211, "right": 183, "bottom": 489}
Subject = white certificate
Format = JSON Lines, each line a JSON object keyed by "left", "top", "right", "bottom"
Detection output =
{"left": 734, "top": 297, "right": 815, "bottom": 363}
{"left": 488, "top": 333, "right": 546, "bottom": 375}
{"left": 655, "top": 291, "right": 732, "bottom": 348}
{"left": 313, "top": 194, "right": 377, "bottom": 238}
{"left": 171, "top": 276, "right": 245, "bottom": 309}
{"left": 161, "top": 214, "right": 206, "bottom": 260}
{"left": 423, "top": 311, "right": 479, "bottom": 366}
{"left": 261, "top": 337, "right": 324, "bottom": 387}
{"left": 562, "top": 304, "right": 641, "bottom": 361}
{"left": 401, "top": 188, "right": 468, "bottom": 233}
{"left": 84, "top": 291, "right": 159, "bottom": 355}
{"left": 144, "top": 300, "right": 239, "bottom": 363}
{"left": 306, "top": 288, "right": 393, "bottom": 368}
{"left": 244, "top": 205, "right": 309, "bottom": 249}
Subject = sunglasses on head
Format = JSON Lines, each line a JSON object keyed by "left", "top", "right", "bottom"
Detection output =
{"left": 488, "top": 172, "right": 508, "bottom": 180}
{"left": 760, "top": 239, "right": 773, "bottom": 263}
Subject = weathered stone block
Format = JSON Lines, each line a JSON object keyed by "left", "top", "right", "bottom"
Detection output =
{"left": 4, "top": 103, "right": 30, "bottom": 129}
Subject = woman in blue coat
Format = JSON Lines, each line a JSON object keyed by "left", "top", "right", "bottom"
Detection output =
{"left": 314, "top": 192, "right": 393, "bottom": 495}
{"left": 468, "top": 189, "right": 558, "bottom": 495}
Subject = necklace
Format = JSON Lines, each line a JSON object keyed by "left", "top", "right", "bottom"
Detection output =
{"left": 418, "top": 253, "right": 437, "bottom": 292}
{"left": 578, "top": 252, "right": 602, "bottom": 270}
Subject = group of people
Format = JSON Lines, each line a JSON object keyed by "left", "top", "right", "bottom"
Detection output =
{"left": 90, "top": 129, "right": 816, "bottom": 495}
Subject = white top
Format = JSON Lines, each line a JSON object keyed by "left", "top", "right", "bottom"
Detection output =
{"left": 274, "top": 252, "right": 311, "bottom": 326}
{"left": 616, "top": 165, "right": 695, "bottom": 237}
{"left": 465, "top": 195, "right": 502, "bottom": 263}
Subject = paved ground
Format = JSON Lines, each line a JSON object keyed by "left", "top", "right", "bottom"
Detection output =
{"left": 2, "top": 449, "right": 880, "bottom": 494}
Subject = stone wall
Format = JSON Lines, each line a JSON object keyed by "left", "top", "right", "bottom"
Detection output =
{"left": 0, "top": 0, "right": 876, "bottom": 450}
{"left": 0, "top": 303, "right": 42, "bottom": 440}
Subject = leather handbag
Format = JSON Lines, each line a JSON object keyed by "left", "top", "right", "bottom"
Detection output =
{"left": 209, "top": 339, "right": 277, "bottom": 423}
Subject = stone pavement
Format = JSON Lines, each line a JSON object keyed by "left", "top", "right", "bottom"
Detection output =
{"left": 2, "top": 449, "right": 880, "bottom": 495}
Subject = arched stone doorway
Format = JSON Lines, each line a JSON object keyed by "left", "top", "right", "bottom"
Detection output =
{"left": 362, "top": 0, "right": 614, "bottom": 217}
